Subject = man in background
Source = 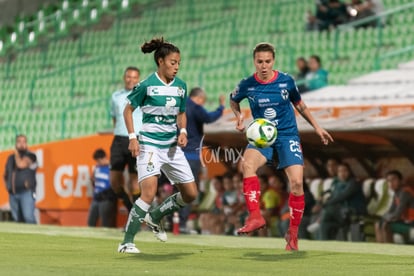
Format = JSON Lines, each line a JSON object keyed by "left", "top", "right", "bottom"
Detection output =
{"left": 375, "top": 170, "right": 414, "bottom": 243}
{"left": 88, "top": 149, "right": 117, "bottom": 228}
{"left": 181, "top": 87, "right": 225, "bottom": 232}
{"left": 4, "top": 135, "right": 37, "bottom": 223}
{"left": 110, "top": 66, "right": 142, "bottom": 212}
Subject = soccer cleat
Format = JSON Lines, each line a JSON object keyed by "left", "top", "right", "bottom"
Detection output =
{"left": 118, "top": 243, "right": 140, "bottom": 254}
{"left": 144, "top": 213, "right": 168, "bottom": 242}
{"left": 237, "top": 214, "right": 266, "bottom": 235}
{"left": 285, "top": 228, "right": 299, "bottom": 251}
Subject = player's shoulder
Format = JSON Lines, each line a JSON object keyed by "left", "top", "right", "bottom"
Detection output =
{"left": 173, "top": 76, "right": 187, "bottom": 88}
{"left": 276, "top": 71, "right": 295, "bottom": 83}
{"left": 140, "top": 73, "right": 157, "bottom": 86}
{"left": 112, "top": 89, "right": 124, "bottom": 97}
{"left": 237, "top": 75, "right": 256, "bottom": 89}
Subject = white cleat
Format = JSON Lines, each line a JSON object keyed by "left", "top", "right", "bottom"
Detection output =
{"left": 118, "top": 243, "right": 140, "bottom": 254}
{"left": 144, "top": 213, "right": 168, "bottom": 242}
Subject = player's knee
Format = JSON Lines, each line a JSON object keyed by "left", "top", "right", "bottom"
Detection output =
{"left": 289, "top": 178, "right": 304, "bottom": 195}
{"left": 182, "top": 190, "right": 198, "bottom": 204}
{"left": 241, "top": 160, "right": 256, "bottom": 175}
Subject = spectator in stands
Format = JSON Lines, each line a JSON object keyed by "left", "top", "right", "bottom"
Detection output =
{"left": 325, "top": 158, "right": 339, "bottom": 178}
{"left": 315, "top": 0, "right": 349, "bottom": 31}
{"left": 88, "top": 149, "right": 117, "bottom": 228}
{"left": 295, "top": 57, "right": 310, "bottom": 94}
{"left": 222, "top": 173, "right": 240, "bottom": 235}
{"left": 305, "top": 55, "right": 328, "bottom": 91}
{"left": 3, "top": 135, "right": 37, "bottom": 224}
{"left": 259, "top": 174, "right": 282, "bottom": 237}
{"left": 300, "top": 179, "right": 317, "bottom": 239}
{"left": 110, "top": 66, "right": 142, "bottom": 212}
{"left": 347, "top": 0, "right": 385, "bottom": 27}
{"left": 375, "top": 170, "right": 414, "bottom": 243}
{"left": 319, "top": 162, "right": 366, "bottom": 240}
{"left": 307, "top": 158, "right": 340, "bottom": 237}
{"left": 198, "top": 175, "right": 225, "bottom": 235}
{"left": 181, "top": 87, "right": 225, "bottom": 232}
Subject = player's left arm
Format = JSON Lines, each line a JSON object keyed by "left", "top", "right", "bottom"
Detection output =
{"left": 294, "top": 100, "right": 333, "bottom": 145}
{"left": 288, "top": 78, "right": 332, "bottom": 144}
{"left": 177, "top": 112, "right": 188, "bottom": 147}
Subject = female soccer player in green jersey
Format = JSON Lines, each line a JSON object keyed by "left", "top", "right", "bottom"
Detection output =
{"left": 118, "top": 37, "right": 198, "bottom": 254}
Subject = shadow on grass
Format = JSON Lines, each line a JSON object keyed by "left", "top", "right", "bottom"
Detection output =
{"left": 122, "top": 252, "right": 194, "bottom": 262}
{"left": 241, "top": 251, "right": 335, "bottom": 262}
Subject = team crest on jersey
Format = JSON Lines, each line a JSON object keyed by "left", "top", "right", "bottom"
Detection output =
{"left": 281, "top": 89, "right": 289, "bottom": 100}
{"left": 177, "top": 87, "right": 185, "bottom": 97}
{"left": 146, "top": 162, "right": 155, "bottom": 172}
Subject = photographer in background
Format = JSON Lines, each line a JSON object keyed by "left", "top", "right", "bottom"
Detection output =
{"left": 3, "top": 135, "right": 37, "bottom": 224}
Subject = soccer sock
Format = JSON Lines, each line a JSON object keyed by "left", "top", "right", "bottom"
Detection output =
{"left": 288, "top": 193, "right": 305, "bottom": 230}
{"left": 243, "top": 176, "right": 261, "bottom": 216}
{"left": 149, "top": 192, "right": 186, "bottom": 223}
{"left": 122, "top": 198, "right": 149, "bottom": 244}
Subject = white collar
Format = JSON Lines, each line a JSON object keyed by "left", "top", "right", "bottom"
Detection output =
{"left": 155, "top": 72, "right": 175, "bottom": 86}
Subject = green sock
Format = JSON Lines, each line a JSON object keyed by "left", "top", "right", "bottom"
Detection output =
{"left": 122, "top": 199, "right": 148, "bottom": 244}
{"left": 149, "top": 192, "right": 186, "bottom": 223}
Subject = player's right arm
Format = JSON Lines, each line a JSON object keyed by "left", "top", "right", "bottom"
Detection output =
{"left": 124, "top": 82, "right": 146, "bottom": 157}
{"left": 110, "top": 93, "right": 117, "bottom": 128}
{"left": 124, "top": 103, "right": 139, "bottom": 157}
{"left": 229, "top": 82, "right": 246, "bottom": 132}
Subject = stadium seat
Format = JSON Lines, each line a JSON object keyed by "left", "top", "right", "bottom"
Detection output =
{"left": 309, "top": 178, "right": 323, "bottom": 201}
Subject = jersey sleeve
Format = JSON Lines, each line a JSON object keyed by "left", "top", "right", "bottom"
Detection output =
{"left": 179, "top": 83, "right": 187, "bottom": 113}
{"left": 229, "top": 80, "right": 247, "bottom": 103}
{"left": 110, "top": 94, "right": 116, "bottom": 118}
{"left": 288, "top": 76, "right": 302, "bottom": 105}
{"left": 127, "top": 82, "right": 146, "bottom": 109}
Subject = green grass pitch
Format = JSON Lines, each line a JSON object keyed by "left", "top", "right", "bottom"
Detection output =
{"left": 0, "top": 222, "right": 413, "bottom": 276}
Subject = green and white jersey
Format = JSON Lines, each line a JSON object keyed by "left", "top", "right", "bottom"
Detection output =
{"left": 127, "top": 72, "right": 187, "bottom": 148}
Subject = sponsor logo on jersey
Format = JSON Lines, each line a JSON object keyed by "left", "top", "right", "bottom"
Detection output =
{"left": 247, "top": 87, "right": 255, "bottom": 91}
{"left": 279, "top": 83, "right": 287, "bottom": 88}
{"left": 151, "top": 87, "right": 159, "bottom": 94}
{"left": 263, "top": 108, "right": 277, "bottom": 120}
{"left": 155, "top": 115, "right": 175, "bottom": 124}
{"left": 177, "top": 87, "right": 185, "bottom": 97}
{"left": 258, "top": 98, "right": 270, "bottom": 103}
{"left": 165, "top": 97, "right": 177, "bottom": 110}
{"left": 281, "top": 89, "right": 289, "bottom": 100}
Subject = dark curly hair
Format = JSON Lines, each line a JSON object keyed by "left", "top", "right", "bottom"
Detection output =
{"left": 141, "top": 37, "right": 180, "bottom": 66}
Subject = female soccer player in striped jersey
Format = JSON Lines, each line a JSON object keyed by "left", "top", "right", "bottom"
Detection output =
{"left": 118, "top": 37, "right": 198, "bottom": 254}
{"left": 230, "top": 42, "right": 333, "bottom": 251}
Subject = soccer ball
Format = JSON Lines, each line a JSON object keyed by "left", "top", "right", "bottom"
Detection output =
{"left": 246, "top": 118, "right": 277, "bottom": 148}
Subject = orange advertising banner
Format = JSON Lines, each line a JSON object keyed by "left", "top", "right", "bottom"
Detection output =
{"left": 0, "top": 134, "right": 113, "bottom": 211}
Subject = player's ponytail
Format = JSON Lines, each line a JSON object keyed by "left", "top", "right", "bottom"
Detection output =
{"left": 141, "top": 37, "right": 180, "bottom": 66}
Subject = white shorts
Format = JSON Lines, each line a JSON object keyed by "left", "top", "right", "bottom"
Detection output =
{"left": 137, "top": 144, "right": 194, "bottom": 184}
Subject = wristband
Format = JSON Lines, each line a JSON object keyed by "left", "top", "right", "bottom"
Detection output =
{"left": 128, "top": 133, "right": 137, "bottom": 140}
{"left": 180, "top": 128, "right": 187, "bottom": 135}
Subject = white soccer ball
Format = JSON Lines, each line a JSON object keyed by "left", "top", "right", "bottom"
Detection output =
{"left": 246, "top": 118, "right": 277, "bottom": 148}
